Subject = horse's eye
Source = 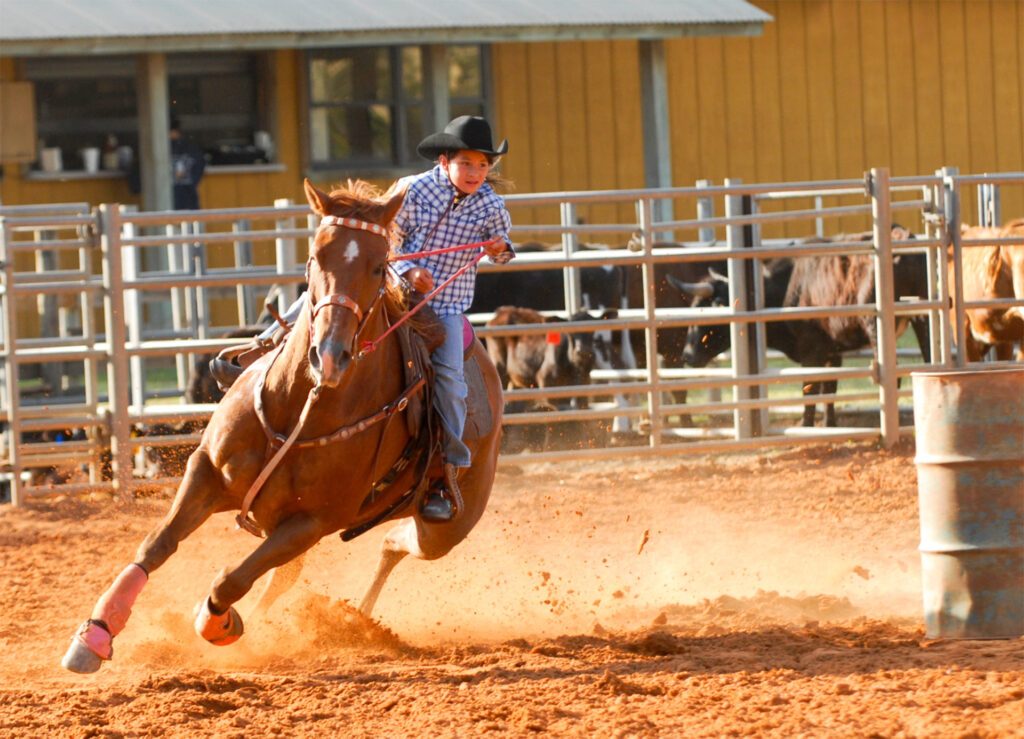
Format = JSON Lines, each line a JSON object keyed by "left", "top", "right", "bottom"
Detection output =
{"left": 373, "top": 263, "right": 385, "bottom": 276}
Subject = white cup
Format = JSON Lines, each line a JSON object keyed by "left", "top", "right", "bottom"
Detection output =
{"left": 40, "top": 147, "right": 63, "bottom": 172}
{"left": 80, "top": 147, "right": 100, "bottom": 173}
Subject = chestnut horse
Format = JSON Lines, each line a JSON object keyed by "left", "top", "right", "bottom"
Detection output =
{"left": 62, "top": 179, "right": 504, "bottom": 673}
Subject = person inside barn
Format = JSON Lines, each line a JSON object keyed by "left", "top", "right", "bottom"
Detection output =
{"left": 128, "top": 117, "right": 207, "bottom": 210}
{"left": 232, "top": 115, "right": 514, "bottom": 522}
{"left": 167, "top": 117, "right": 206, "bottom": 210}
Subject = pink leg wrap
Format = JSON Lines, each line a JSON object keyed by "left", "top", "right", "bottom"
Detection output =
{"left": 90, "top": 563, "right": 148, "bottom": 636}
{"left": 74, "top": 620, "right": 114, "bottom": 660}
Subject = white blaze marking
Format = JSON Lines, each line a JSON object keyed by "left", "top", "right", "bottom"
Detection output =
{"left": 343, "top": 239, "right": 360, "bottom": 263}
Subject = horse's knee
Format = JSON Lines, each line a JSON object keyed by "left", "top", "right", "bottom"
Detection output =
{"left": 136, "top": 529, "right": 179, "bottom": 571}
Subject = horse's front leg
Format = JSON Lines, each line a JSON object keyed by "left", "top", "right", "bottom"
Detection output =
{"left": 62, "top": 454, "right": 226, "bottom": 673}
{"left": 194, "top": 512, "right": 324, "bottom": 646}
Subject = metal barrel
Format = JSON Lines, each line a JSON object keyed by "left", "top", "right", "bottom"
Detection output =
{"left": 912, "top": 367, "right": 1024, "bottom": 639}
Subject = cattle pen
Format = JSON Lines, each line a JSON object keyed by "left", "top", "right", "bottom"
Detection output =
{"left": 0, "top": 168, "right": 1021, "bottom": 505}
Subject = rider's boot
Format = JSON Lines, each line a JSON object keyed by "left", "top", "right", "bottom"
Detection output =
{"left": 420, "top": 462, "right": 464, "bottom": 523}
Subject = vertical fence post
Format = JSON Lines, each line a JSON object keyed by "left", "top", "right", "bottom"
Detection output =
{"left": 274, "top": 198, "right": 298, "bottom": 312}
{"left": 724, "top": 178, "right": 753, "bottom": 440}
{"left": 35, "top": 229, "right": 61, "bottom": 393}
{"left": 121, "top": 216, "right": 145, "bottom": 409}
{"left": 1, "top": 219, "right": 23, "bottom": 505}
{"left": 747, "top": 193, "right": 768, "bottom": 432}
{"left": 869, "top": 168, "right": 900, "bottom": 447}
{"left": 696, "top": 180, "right": 715, "bottom": 244}
{"left": 988, "top": 182, "right": 1001, "bottom": 227}
{"left": 162, "top": 214, "right": 191, "bottom": 390}
{"left": 191, "top": 219, "right": 208, "bottom": 339}
{"left": 696, "top": 179, "right": 722, "bottom": 405}
{"left": 560, "top": 201, "right": 581, "bottom": 315}
{"left": 100, "top": 204, "right": 134, "bottom": 499}
{"left": 977, "top": 178, "right": 1000, "bottom": 228}
{"left": 942, "top": 167, "right": 966, "bottom": 368}
{"left": 233, "top": 219, "right": 254, "bottom": 325}
{"left": 637, "top": 196, "right": 661, "bottom": 448}
{"left": 922, "top": 184, "right": 944, "bottom": 368}
{"left": 82, "top": 212, "right": 102, "bottom": 483}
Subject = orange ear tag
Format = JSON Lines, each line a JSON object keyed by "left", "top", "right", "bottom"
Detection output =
{"left": 545, "top": 331, "right": 562, "bottom": 345}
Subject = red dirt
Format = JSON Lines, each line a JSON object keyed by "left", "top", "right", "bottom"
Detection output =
{"left": 1, "top": 439, "right": 1021, "bottom": 737}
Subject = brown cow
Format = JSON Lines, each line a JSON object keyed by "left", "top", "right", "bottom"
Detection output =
{"left": 486, "top": 305, "right": 618, "bottom": 450}
{"left": 950, "top": 222, "right": 1024, "bottom": 362}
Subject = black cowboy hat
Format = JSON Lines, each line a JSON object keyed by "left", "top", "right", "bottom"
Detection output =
{"left": 416, "top": 115, "right": 509, "bottom": 160}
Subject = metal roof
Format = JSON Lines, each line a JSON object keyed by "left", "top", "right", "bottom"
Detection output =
{"left": 0, "top": 0, "right": 771, "bottom": 55}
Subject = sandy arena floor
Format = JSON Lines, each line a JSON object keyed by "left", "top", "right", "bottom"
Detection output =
{"left": 1, "top": 439, "right": 1021, "bottom": 737}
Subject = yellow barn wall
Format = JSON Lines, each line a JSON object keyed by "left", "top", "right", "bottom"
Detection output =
{"left": 2, "top": 2, "right": 1021, "bottom": 329}
{"left": 490, "top": 0, "right": 1023, "bottom": 237}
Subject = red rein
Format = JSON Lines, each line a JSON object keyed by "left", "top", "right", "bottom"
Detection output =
{"left": 357, "top": 237, "right": 499, "bottom": 356}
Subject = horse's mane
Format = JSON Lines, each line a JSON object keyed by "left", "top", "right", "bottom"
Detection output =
{"left": 326, "top": 179, "right": 393, "bottom": 225}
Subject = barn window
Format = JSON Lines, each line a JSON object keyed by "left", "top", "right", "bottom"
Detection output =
{"left": 22, "top": 53, "right": 271, "bottom": 173}
{"left": 307, "top": 45, "right": 491, "bottom": 173}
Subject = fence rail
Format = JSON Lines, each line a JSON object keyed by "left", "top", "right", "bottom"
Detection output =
{"left": 1, "top": 168, "right": 1021, "bottom": 505}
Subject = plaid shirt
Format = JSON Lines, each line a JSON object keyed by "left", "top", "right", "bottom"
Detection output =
{"left": 392, "top": 165, "right": 512, "bottom": 317}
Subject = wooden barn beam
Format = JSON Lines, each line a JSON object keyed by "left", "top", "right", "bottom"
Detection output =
{"left": 638, "top": 39, "right": 674, "bottom": 237}
{"left": 135, "top": 53, "right": 172, "bottom": 212}
{"left": 422, "top": 45, "right": 451, "bottom": 136}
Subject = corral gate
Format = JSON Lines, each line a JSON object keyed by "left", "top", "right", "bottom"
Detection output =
{"left": 1, "top": 169, "right": 1021, "bottom": 505}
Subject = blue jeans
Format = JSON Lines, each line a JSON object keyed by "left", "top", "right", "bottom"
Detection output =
{"left": 433, "top": 314, "right": 471, "bottom": 468}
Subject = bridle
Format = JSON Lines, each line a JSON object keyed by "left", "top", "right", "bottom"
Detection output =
{"left": 304, "top": 215, "right": 390, "bottom": 359}
{"left": 237, "top": 214, "right": 396, "bottom": 536}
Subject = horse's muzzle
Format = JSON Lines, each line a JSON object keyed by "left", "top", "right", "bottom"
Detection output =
{"left": 308, "top": 339, "right": 351, "bottom": 387}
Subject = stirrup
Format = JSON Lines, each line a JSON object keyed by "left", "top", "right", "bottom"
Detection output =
{"left": 442, "top": 462, "right": 464, "bottom": 518}
{"left": 419, "top": 486, "right": 455, "bottom": 523}
{"left": 418, "top": 463, "right": 464, "bottom": 523}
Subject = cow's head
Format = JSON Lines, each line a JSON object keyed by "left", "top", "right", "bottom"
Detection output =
{"left": 669, "top": 270, "right": 733, "bottom": 368}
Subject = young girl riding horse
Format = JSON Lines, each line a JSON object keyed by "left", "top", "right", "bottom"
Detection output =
{"left": 253, "top": 115, "right": 514, "bottom": 522}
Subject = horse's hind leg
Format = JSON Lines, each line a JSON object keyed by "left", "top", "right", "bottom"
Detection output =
{"left": 358, "top": 521, "right": 416, "bottom": 617}
{"left": 62, "top": 457, "right": 225, "bottom": 673}
{"left": 359, "top": 458, "right": 495, "bottom": 619}
{"left": 251, "top": 553, "right": 307, "bottom": 616}
{"left": 195, "top": 513, "right": 323, "bottom": 646}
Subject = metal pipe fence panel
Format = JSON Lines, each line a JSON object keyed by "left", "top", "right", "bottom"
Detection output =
{"left": 1, "top": 170, "right": 1021, "bottom": 504}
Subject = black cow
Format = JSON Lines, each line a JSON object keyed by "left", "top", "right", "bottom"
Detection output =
{"left": 470, "top": 242, "right": 626, "bottom": 315}
{"left": 622, "top": 242, "right": 727, "bottom": 372}
{"left": 618, "top": 242, "right": 727, "bottom": 425}
{"left": 678, "top": 229, "right": 931, "bottom": 427}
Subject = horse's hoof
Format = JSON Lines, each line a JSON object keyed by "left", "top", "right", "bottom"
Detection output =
{"left": 62, "top": 638, "right": 104, "bottom": 673}
{"left": 194, "top": 598, "right": 244, "bottom": 646}
{"left": 61, "top": 620, "right": 112, "bottom": 673}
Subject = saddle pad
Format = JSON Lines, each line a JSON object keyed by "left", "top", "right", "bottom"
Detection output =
{"left": 462, "top": 315, "right": 476, "bottom": 355}
{"left": 462, "top": 354, "right": 494, "bottom": 441}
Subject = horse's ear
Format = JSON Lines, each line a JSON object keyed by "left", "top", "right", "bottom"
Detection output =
{"left": 303, "top": 178, "right": 332, "bottom": 216}
{"left": 379, "top": 180, "right": 408, "bottom": 225}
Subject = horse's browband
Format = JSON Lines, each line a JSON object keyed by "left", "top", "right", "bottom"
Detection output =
{"left": 319, "top": 215, "right": 388, "bottom": 238}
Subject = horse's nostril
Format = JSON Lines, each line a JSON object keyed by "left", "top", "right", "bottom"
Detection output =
{"left": 308, "top": 346, "right": 322, "bottom": 372}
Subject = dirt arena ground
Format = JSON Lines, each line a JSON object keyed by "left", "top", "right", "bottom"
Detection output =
{"left": 1, "top": 439, "right": 1021, "bottom": 737}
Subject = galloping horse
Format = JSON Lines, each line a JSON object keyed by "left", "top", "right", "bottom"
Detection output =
{"left": 62, "top": 179, "right": 504, "bottom": 673}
